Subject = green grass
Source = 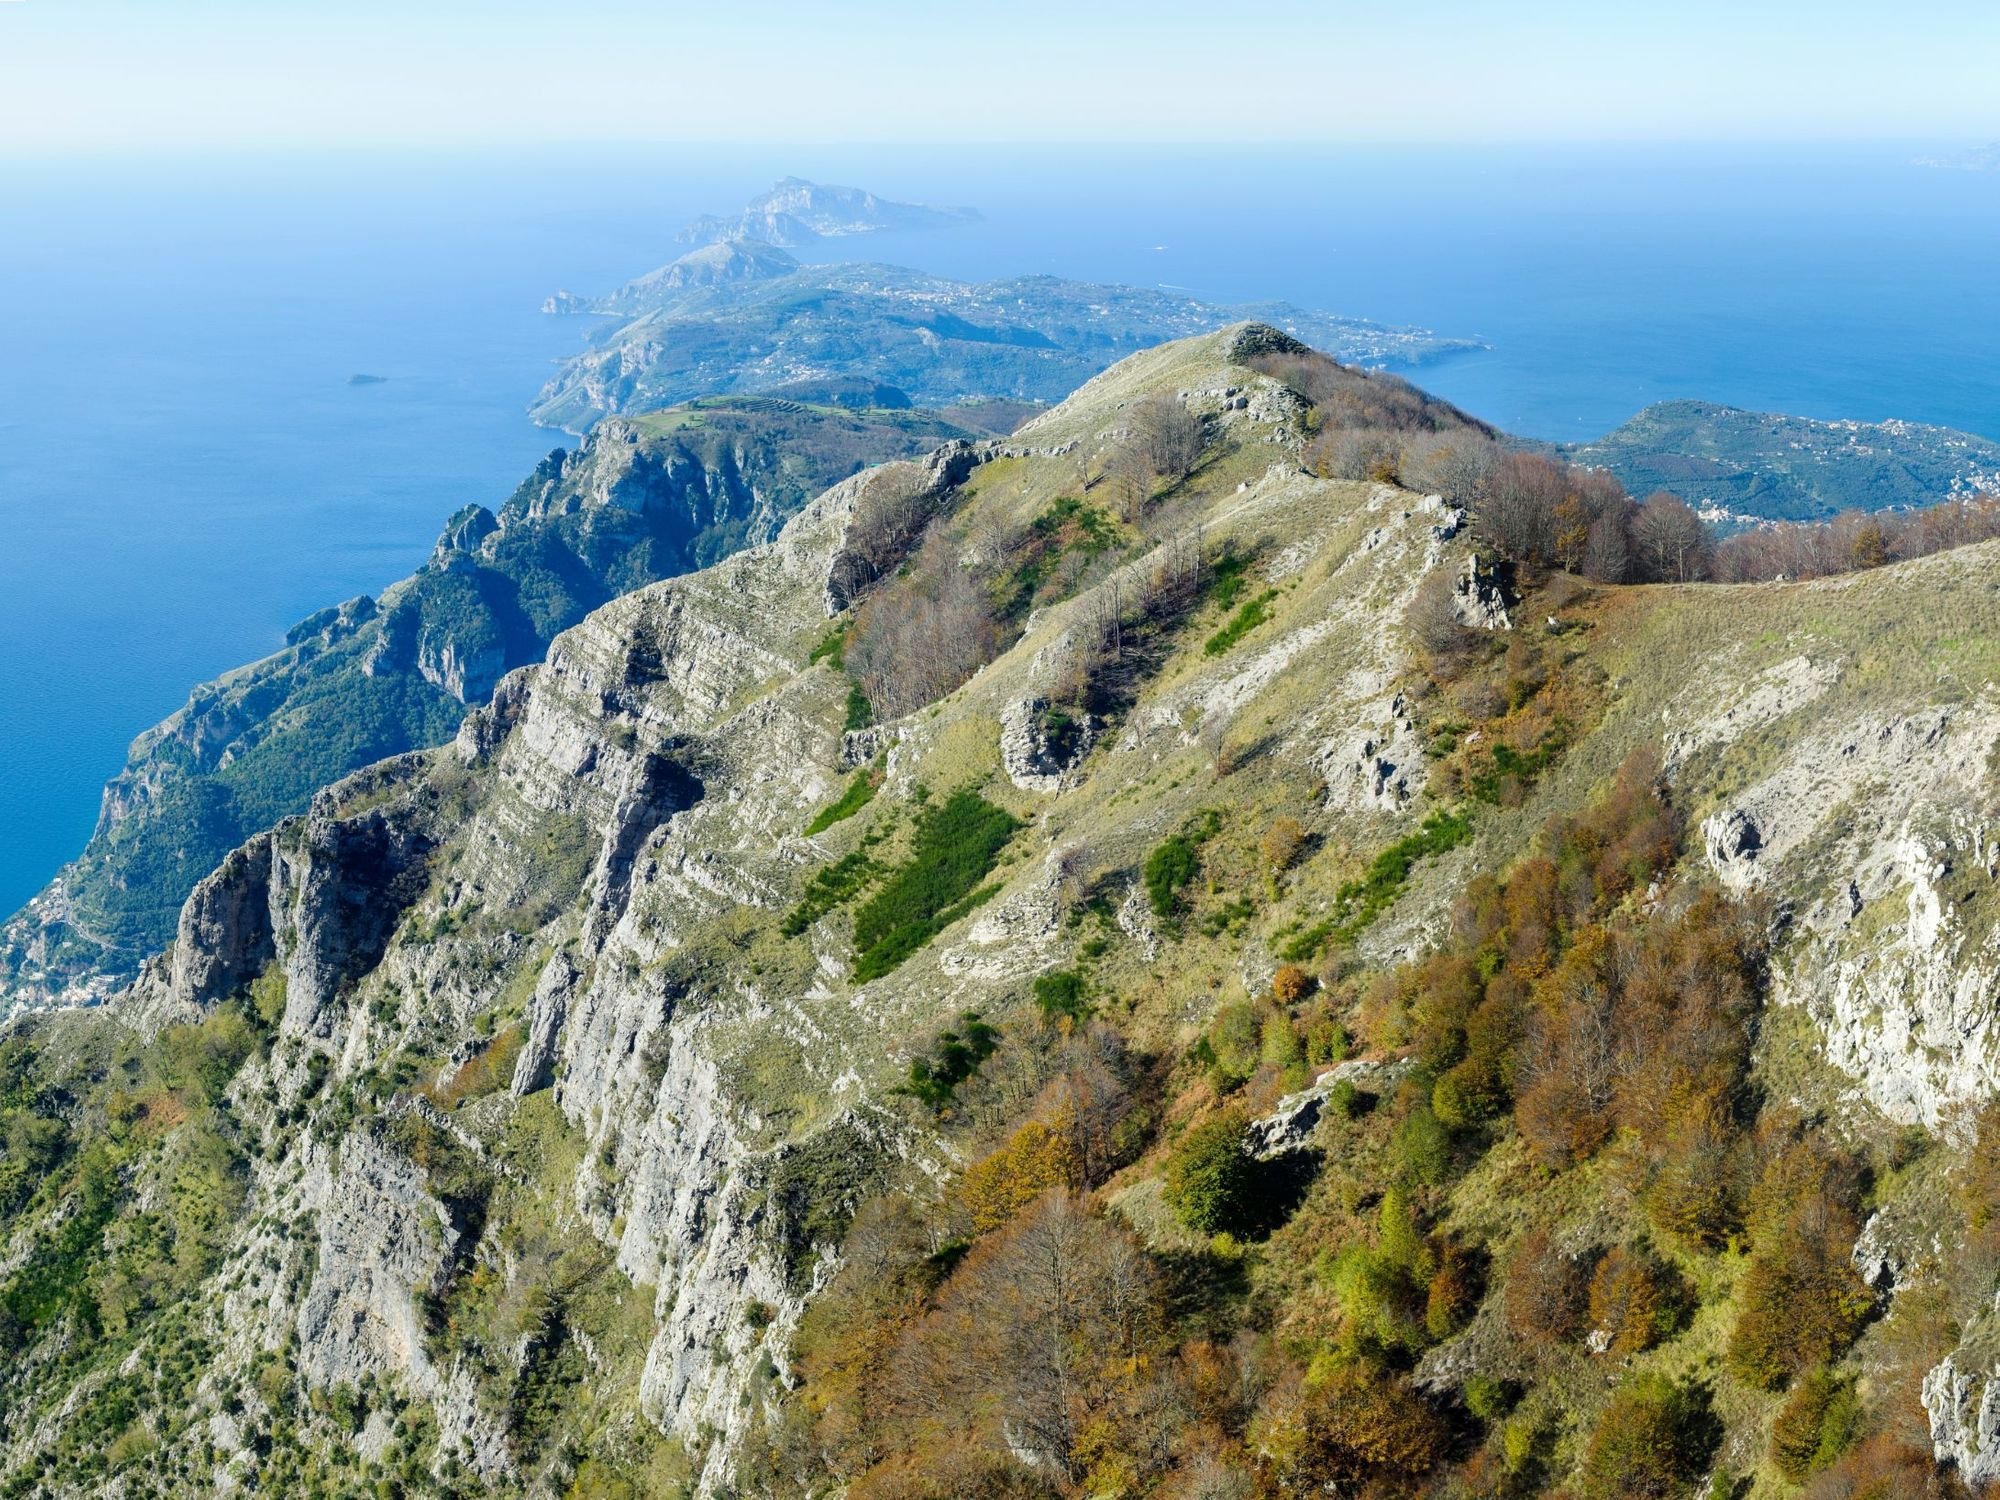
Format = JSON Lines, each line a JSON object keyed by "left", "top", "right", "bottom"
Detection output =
{"left": 781, "top": 848, "right": 881, "bottom": 937}
{"left": 1468, "top": 730, "right": 1569, "bottom": 803}
{"left": 1144, "top": 810, "right": 1222, "bottom": 920}
{"left": 1204, "top": 589, "right": 1280, "bottom": 656}
{"left": 843, "top": 680, "right": 875, "bottom": 732}
{"left": 804, "top": 770, "right": 878, "bottom": 836}
{"left": 1033, "top": 970, "right": 1091, "bottom": 1022}
{"left": 809, "top": 627, "right": 848, "bottom": 670}
{"left": 1205, "top": 549, "right": 1252, "bottom": 610}
{"left": 850, "top": 790, "right": 1022, "bottom": 981}
{"left": 1281, "top": 808, "right": 1475, "bottom": 960}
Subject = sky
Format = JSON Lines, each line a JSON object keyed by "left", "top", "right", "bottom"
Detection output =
{"left": 0, "top": 0, "right": 1996, "bottom": 151}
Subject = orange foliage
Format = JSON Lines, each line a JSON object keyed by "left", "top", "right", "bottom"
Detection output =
{"left": 1259, "top": 1359, "right": 1451, "bottom": 1496}
{"left": 961, "top": 1117, "right": 1084, "bottom": 1234}
{"left": 1271, "top": 963, "right": 1312, "bottom": 1005}
{"left": 1502, "top": 1228, "right": 1590, "bottom": 1348}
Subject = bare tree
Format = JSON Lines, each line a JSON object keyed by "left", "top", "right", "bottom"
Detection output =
{"left": 1402, "top": 431, "right": 1498, "bottom": 506}
{"left": 1582, "top": 503, "right": 1635, "bottom": 583}
{"left": 1404, "top": 567, "right": 1475, "bottom": 670}
{"left": 849, "top": 531, "right": 998, "bottom": 718}
{"left": 1102, "top": 444, "right": 1155, "bottom": 524}
{"left": 1478, "top": 452, "right": 1568, "bottom": 565}
{"left": 1633, "top": 493, "right": 1712, "bottom": 582}
{"left": 1315, "top": 427, "right": 1402, "bottom": 484}
{"left": 1132, "top": 393, "right": 1207, "bottom": 482}
{"left": 831, "top": 462, "right": 935, "bottom": 601}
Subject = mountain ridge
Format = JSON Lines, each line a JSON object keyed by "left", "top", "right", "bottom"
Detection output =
{"left": 3, "top": 327, "right": 2000, "bottom": 1496}
{"left": 0, "top": 395, "right": 1001, "bottom": 1012}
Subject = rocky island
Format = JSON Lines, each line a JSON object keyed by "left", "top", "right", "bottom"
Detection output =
{"left": 532, "top": 242, "right": 1487, "bottom": 433}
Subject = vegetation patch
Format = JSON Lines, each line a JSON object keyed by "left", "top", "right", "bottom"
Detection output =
{"left": 1204, "top": 547, "right": 1252, "bottom": 611}
{"left": 1203, "top": 588, "right": 1280, "bottom": 656}
{"left": 898, "top": 1011, "right": 999, "bottom": 1109}
{"left": 1143, "top": 809, "right": 1221, "bottom": 922}
{"left": 849, "top": 790, "right": 1022, "bottom": 981}
{"left": 1031, "top": 969, "right": 1091, "bottom": 1024}
{"left": 808, "top": 626, "right": 848, "bottom": 669}
{"left": 998, "top": 496, "right": 1122, "bottom": 621}
{"left": 842, "top": 680, "right": 874, "bottom": 732}
{"left": 781, "top": 847, "right": 882, "bottom": 937}
{"left": 1281, "top": 807, "right": 1473, "bottom": 960}
{"left": 803, "top": 769, "right": 878, "bottom": 837}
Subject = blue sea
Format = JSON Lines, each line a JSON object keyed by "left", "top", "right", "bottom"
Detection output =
{"left": 3, "top": 143, "right": 1998, "bottom": 914}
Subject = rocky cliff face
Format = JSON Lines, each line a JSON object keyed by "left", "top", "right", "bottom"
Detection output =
{"left": 9, "top": 327, "right": 2000, "bottom": 1495}
{"left": 0, "top": 400, "right": 979, "bottom": 1017}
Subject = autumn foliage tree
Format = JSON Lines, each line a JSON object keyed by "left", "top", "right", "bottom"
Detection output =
{"left": 1257, "top": 1358, "right": 1452, "bottom": 1497}
{"left": 1587, "top": 1242, "right": 1685, "bottom": 1355}
{"left": 1580, "top": 1374, "right": 1717, "bottom": 1498}
{"left": 1726, "top": 1132, "right": 1874, "bottom": 1389}
{"left": 1501, "top": 1227, "right": 1590, "bottom": 1348}
{"left": 862, "top": 1192, "right": 1159, "bottom": 1493}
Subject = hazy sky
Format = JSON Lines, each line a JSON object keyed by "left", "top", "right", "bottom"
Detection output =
{"left": 2, "top": 0, "right": 1996, "bottom": 152}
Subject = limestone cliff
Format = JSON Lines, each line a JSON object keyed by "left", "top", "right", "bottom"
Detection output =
{"left": 0, "top": 398, "right": 982, "bottom": 1015}
{"left": 8, "top": 328, "right": 2000, "bottom": 1495}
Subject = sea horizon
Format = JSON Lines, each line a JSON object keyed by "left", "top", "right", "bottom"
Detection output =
{"left": 2, "top": 139, "right": 1997, "bottom": 913}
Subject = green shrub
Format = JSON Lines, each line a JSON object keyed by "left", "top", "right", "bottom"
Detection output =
{"left": 1393, "top": 1099, "right": 1454, "bottom": 1187}
{"left": 1031, "top": 970, "right": 1091, "bottom": 1023}
{"left": 843, "top": 681, "right": 874, "bottom": 732}
{"left": 1463, "top": 1374, "right": 1517, "bottom": 1423}
{"left": 804, "top": 771, "right": 877, "bottom": 837}
{"left": 1202, "top": 1002, "right": 1261, "bottom": 1091}
{"left": 782, "top": 848, "right": 880, "bottom": 936}
{"left": 1204, "top": 589, "right": 1279, "bottom": 656}
{"left": 1769, "top": 1368, "right": 1859, "bottom": 1481}
{"left": 809, "top": 627, "right": 848, "bottom": 669}
{"left": 1280, "top": 809, "right": 1474, "bottom": 961}
{"left": 159, "top": 1004, "right": 259, "bottom": 1105}
{"left": 2, "top": 1149, "right": 121, "bottom": 1339}
{"left": 1144, "top": 836, "right": 1201, "bottom": 920}
{"left": 249, "top": 965, "right": 289, "bottom": 1029}
{"left": 850, "top": 791, "right": 1021, "bottom": 980}
{"left": 1204, "top": 549, "right": 1251, "bottom": 610}
{"left": 1163, "top": 1112, "right": 1256, "bottom": 1234}
{"left": 898, "top": 1013, "right": 999, "bottom": 1109}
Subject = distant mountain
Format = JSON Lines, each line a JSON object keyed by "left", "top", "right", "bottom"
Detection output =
{"left": 675, "top": 176, "right": 979, "bottom": 248}
{"left": 1915, "top": 143, "right": 2000, "bottom": 171}
{"left": 545, "top": 241, "right": 803, "bottom": 316}
{"left": 1566, "top": 399, "right": 2000, "bottom": 522}
{"left": 534, "top": 250, "right": 1485, "bottom": 433}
